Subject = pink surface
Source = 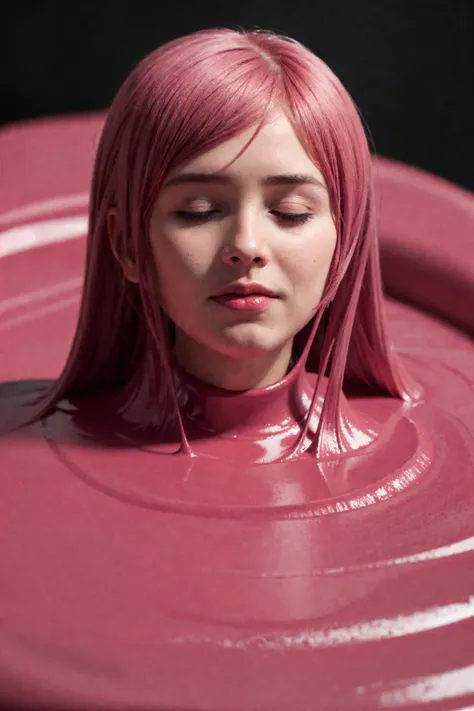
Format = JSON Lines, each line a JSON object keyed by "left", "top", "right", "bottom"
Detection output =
{"left": 1, "top": 115, "right": 474, "bottom": 710}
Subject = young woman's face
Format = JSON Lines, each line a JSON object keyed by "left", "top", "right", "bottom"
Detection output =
{"left": 150, "top": 110, "right": 337, "bottom": 370}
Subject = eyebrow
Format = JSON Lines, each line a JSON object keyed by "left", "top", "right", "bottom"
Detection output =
{"left": 162, "top": 172, "right": 327, "bottom": 191}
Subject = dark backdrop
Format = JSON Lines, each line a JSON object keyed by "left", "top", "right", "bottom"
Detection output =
{"left": 1, "top": 0, "right": 473, "bottom": 190}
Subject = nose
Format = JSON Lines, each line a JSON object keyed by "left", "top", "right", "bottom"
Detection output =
{"left": 221, "top": 215, "right": 269, "bottom": 268}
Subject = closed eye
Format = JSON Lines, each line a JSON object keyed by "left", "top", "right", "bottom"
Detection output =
{"left": 272, "top": 211, "right": 313, "bottom": 225}
{"left": 175, "top": 210, "right": 220, "bottom": 221}
{"left": 174, "top": 210, "right": 313, "bottom": 226}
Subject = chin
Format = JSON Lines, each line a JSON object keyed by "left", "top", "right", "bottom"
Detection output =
{"left": 213, "top": 333, "right": 284, "bottom": 359}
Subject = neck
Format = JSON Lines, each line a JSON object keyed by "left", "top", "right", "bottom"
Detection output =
{"left": 173, "top": 332, "right": 294, "bottom": 391}
{"left": 174, "top": 358, "right": 315, "bottom": 437}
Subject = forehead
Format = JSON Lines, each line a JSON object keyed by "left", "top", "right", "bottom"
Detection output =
{"left": 169, "top": 111, "right": 323, "bottom": 182}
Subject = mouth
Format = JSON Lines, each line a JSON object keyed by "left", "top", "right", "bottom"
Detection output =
{"left": 211, "top": 282, "right": 278, "bottom": 299}
{"left": 210, "top": 289, "right": 278, "bottom": 313}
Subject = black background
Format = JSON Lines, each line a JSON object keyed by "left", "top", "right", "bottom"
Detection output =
{"left": 1, "top": 1, "right": 473, "bottom": 190}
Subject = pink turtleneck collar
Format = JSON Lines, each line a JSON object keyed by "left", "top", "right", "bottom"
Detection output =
{"left": 174, "top": 360, "right": 316, "bottom": 437}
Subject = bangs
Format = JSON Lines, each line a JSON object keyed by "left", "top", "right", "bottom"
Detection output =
{"left": 129, "top": 38, "right": 283, "bottom": 201}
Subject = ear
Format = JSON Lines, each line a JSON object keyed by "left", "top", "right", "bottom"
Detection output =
{"left": 106, "top": 208, "right": 140, "bottom": 284}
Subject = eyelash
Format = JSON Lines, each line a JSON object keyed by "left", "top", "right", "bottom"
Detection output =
{"left": 175, "top": 210, "right": 313, "bottom": 226}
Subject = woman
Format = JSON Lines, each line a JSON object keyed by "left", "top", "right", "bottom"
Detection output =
{"left": 4, "top": 27, "right": 418, "bottom": 466}
{"left": 3, "top": 28, "right": 474, "bottom": 711}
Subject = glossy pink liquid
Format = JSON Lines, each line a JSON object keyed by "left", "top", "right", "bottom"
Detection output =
{"left": 1, "top": 115, "right": 474, "bottom": 710}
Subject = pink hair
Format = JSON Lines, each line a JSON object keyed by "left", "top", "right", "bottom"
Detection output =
{"left": 31, "top": 28, "right": 419, "bottom": 456}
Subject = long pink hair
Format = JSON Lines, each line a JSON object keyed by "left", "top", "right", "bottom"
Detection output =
{"left": 31, "top": 28, "right": 419, "bottom": 456}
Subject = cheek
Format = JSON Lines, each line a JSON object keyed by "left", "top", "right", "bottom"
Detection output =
{"left": 286, "top": 223, "right": 337, "bottom": 297}
{"left": 151, "top": 234, "right": 213, "bottom": 289}
{"left": 150, "top": 231, "right": 222, "bottom": 326}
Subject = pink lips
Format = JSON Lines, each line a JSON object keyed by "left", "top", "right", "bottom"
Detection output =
{"left": 210, "top": 282, "right": 278, "bottom": 312}
{"left": 211, "top": 294, "right": 275, "bottom": 312}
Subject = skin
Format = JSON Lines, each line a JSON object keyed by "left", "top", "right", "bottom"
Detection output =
{"left": 124, "top": 110, "right": 337, "bottom": 391}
